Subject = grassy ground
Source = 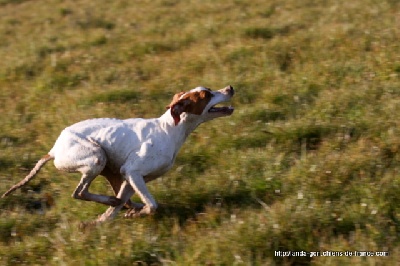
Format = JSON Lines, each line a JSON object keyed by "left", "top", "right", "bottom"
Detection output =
{"left": 0, "top": 0, "right": 400, "bottom": 264}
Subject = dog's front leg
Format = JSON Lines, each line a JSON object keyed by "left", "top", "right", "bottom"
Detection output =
{"left": 123, "top": 170, "right": 158, "bottom": 217}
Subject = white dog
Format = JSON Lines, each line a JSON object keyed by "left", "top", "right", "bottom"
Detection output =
{"left": 2, "top": 86, "right": 234, "bottom": 222}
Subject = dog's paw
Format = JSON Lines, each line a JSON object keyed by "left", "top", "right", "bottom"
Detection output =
{"left": 124, "top": 209, "right": 140, "bottom": 218}
{"left": 123, "top": 199, "right": 136, "bottom": 209}
{"left": 124, "top": 205, "right": 156, "bottom": 218}
{"left": 124, "top": 208, "right": 142, "bottom": 218}
{"left": 124, "top": 204, "right": 145, "bottom": 218}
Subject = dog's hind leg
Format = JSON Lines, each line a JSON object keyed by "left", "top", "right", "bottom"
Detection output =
{"left": 101, "top": 168, "right": 136, "bottom": 208}
{"left": 72, "top": 173, "right": 122, "bottom": 207}
{"left": 52, "top": 132, "right": 122, "bottom": 206}
{"left": 69, "top": 160, "right": 123, "bottom": 207}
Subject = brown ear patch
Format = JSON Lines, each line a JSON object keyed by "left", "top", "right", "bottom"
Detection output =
{"left": 166, "top": 92, "right": 185, "bottom": 109}
{"left": 170, "top": 99, "right": 190, "bottom": 125}
{"left": 167, "top": 90, "right": 213, "bottom": 125}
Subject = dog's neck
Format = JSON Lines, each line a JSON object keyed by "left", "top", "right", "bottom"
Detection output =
{"left": 158, "top": 110, "right": 202, "bottom": 148}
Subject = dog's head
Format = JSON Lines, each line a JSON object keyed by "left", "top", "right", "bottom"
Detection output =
{"left": 166, "top": 86, "right": 235, "bottom": 125}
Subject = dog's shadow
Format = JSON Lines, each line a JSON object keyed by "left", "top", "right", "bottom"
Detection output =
{"left": 3, "top": 179, "right": 273, "bottom": 228}
{"left": 149, "top": 187, "right": 268, "bottom": 225}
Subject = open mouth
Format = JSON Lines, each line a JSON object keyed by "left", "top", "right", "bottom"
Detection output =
{"left": 208, "top": 105, "right": 234, "bottom": 115}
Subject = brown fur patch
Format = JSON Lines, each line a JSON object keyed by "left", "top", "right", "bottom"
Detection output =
{"left": 167, "top": 89, "right": 213, "bottom": 125}
{"left": 173, "top": 90, "right": 213, "bottom": 114}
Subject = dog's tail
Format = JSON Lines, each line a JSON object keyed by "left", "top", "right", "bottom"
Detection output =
{"left": 2, "top": 154, "right": 54, "bottom": 198}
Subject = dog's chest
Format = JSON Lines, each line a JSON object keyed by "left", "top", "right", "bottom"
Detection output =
{"left": 135, "top": 139, "right": 177, "bottom": 176}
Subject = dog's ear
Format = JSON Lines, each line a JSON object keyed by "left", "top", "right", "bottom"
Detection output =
{"left": 170, "top": 99, "right": 191, "bottom": 126}
{"left": 166, "top": 92, "right": 187, "bottom": 126}
{"left": 166, "top": 92, "right": 185, "bottom": 110}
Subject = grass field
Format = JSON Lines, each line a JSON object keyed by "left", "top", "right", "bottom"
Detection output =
{"left": 1, "top": 0, "right": 400, "bottom": 265}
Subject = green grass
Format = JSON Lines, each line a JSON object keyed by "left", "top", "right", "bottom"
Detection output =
{"left": 1, "top": 0, "right": 400, "bottom": 264}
